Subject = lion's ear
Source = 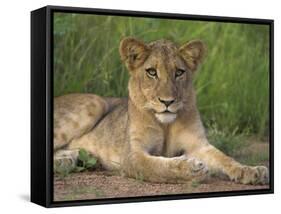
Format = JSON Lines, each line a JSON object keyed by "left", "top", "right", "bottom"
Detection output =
{"left": 179, "top": 40, "right": 206, "bottom": 72}
{"left": 119, "top": 37, "right": 150, "bottom": 71}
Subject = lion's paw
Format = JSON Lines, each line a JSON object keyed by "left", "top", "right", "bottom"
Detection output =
{"left": 174, "top": 156, "right": 209, "bottom": 182}
{"left": 188, "top": 158, "right": 208, "bottom": 174}
{"left": 54, "top": 149, "right": 79, "bottom": 173}
{"left": 229, "top": 165, "right": 269, "bottom": 185}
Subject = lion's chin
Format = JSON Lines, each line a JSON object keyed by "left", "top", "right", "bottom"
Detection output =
{"left": 155, "top": 112, "right": 177, "bottom": 124}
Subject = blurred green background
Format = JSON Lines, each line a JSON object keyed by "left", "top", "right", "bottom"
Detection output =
{"left": 53, "top": 13, "right": 270, "bottom": 161}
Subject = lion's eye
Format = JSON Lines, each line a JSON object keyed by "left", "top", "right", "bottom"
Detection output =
{"left": 145, "top": 68, "right": 158, "bottom": 78}
{"left": 175, "top": 69, "right": 186, "bottom": 78}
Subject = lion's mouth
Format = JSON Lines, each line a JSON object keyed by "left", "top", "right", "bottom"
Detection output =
{"left": 154, "top": 111, "right": 177, "bottom": 124}
{"left": 159, "top": 108, "right": 178, "bottom": 114}
{"left": 162, "top": 110, "right": 172, "bottom": 113}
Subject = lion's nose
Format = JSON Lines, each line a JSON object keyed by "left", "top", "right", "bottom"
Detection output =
{"left": 158, "top": 98, "right": 175, "bottom": 107}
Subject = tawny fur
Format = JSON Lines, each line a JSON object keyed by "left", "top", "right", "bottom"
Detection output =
{"left": 54, "top": 37, "right": 268, "bottom": 184}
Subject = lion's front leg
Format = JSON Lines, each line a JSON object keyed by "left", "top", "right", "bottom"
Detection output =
{"left": 190, "top": 142, "right": 269, "bottom": 185}
{"left": 122, "top": 149, "right": 209, "bottom": 183}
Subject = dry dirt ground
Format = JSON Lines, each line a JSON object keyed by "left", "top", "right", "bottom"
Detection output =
{"left": 54, "top": 140, "right": 270, "bottom": 201}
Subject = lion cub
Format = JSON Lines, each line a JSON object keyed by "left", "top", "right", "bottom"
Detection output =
{"left": 54, "top": 37, "right": 269, "bottom": 185}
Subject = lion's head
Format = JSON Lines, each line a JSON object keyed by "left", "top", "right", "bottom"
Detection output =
{"left": 119, "top": 37, "right": 206, "bottom": 124}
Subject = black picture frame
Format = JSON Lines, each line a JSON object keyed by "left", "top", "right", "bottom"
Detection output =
{"left": 31, "top": 5, "right": 274, "bottom": 208}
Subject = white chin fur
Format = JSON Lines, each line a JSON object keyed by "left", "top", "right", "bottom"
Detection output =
{"left": 155, "top": 113, "right": 177, "bottom": 124}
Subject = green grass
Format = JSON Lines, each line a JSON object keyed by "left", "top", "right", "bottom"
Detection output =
{"left": 191, "top": 180, "right": 201, "bottom": 188}
{"left": 207, "top": 123, "right": 247, "bottom": 157}
{"left": 53, "top": 13, "right": 270, "bottom": 148}
{"left": 135, "top": 172, "right": 145, "bottom": 183}
{"left": 54, "top": 149, "right": 98, "bottom": 177}
{"left": 240, "top": 151, "right": 269, "bottom": 166}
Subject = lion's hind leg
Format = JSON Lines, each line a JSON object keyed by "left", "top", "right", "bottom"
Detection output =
{"left": 54, "top": 94, "right": 112, "bottom": 151}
